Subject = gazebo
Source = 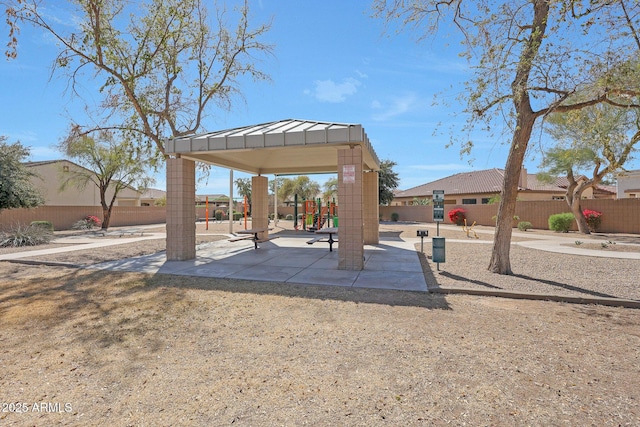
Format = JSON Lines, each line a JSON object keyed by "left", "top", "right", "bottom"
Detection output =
{"left": 164, "top": 119, "right": 381, "bottom": 270}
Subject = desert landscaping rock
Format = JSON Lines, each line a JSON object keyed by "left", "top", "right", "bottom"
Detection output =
{"left": 1, "top": 222, "right": 639, "bottom": 425}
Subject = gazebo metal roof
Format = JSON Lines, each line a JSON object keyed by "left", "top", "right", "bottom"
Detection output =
{"left": 165, "top": 119, "right": 380, "bottom": 175}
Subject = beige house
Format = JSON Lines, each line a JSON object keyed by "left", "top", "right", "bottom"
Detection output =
{"left": 616, "top": 169, "right": 640, "bottom": 198}
{"left": 392, "top": 168, "right": 615, "bottom": 206}
{"left": 25, "top": 160, "right": 143, "bottom": 206}
{"left": 141, "top": 188, "right": 167, "bottom": 206}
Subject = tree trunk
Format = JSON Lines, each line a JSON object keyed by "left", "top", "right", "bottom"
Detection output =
{"left": 488, "top": 0, "right": 549, "bottom": 275}
{"left": 565, "top": 177, "right": 594, "bottom": 234}
{"left": 102, "top": 206, "right": 111, "bottom": 230}
{"left": 100, "top": 188, "right": 116, "bottom": 230}
{"left": 488, "top": 114, "right": 534, "bottom": 274}
{"left": 570, "top": 198, "right": 590, "bottom": 234}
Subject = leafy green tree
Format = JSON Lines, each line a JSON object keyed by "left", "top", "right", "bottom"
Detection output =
{"left": 275, "top": 178, "right": 294, "bottom": 205}
{"left": 412, "top": 197, "right": 430, "bottom": 206}
{"left": 288, "top": 176, "right": 321, "bottom": 201}
{"left": 234, "top": 178, "right": 252, "bottom": 202}
{"left": 322, "top": 177, "right": 338, "bottom": 202}
{"left": 378, "top": 159, "right": 400, "bottom": 205}
{"left": 59, "top": 129, "right": 155, "bottom": 229}
{"left": 269, "top": 177, "right": 286, "bottom": 200}
{"left": 539, "top": 102, "right": 640, "bottom": 234}
{"left": 0, "top": 136, "right": 44, "bottom": 212}
{"left": 5, "top": 0, "right": 273, "bottom": 163}
{"left": 373, "top": 0, "right": 640, "bottom": 274}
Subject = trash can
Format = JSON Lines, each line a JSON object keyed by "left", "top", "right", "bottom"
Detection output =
{"left": 432, "top": 237, "right": 445, "bottom": 263}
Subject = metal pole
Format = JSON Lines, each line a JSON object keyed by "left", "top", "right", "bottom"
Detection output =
{"left": 274, "top": 174, "right": 278, "bottom": 226}
{"left": 294, "top": 194, "right": 298, "bottom": 230}
{"left": 229, "top": 169, "right": 233, "bottom": 234}
{"left": 437, "top": 222, "right": 440, "bottom": 271}
{"left": 205, "top": 196, "right": 209, "bottom": 230}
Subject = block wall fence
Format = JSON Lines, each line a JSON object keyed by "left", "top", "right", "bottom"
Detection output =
{"left": 380, "top": 199, "right": 640, "bottom": 234}
{"left": 2, "top": 199, "right": 639, "bottom": 234}
{"left": 0, "top": 206, "right": 167, "bottom": 231}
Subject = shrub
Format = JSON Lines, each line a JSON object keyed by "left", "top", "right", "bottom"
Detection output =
{"left": 30, "top": 220, "right": 54, "bottom": 232}
{"left": 233, "top": 212, "right": 243, "bottom": 221}
{"left": 214, "top": 210, "right": 225, "bottom": 220}
{"left": 548, "top": 213, "right": 575, "bottom": 233}
{"left": 492, "top": 214, "right": 521, "bottom": 226}
{"left": 517, "top": 221, "right": 532, "bottom": 231}
{"left": 72, "top": 215, "right": 101, "bottom": 230}
{"left": 583, "top": 209, "right": 602, "bottom": 232}
{"left": 285, "top": 214, "right": 293, "bottom": 220}
{"left": 448, "top": 208, "right": 466, "bottom": 225}
{"left": 0, "top": 223, "right": 54, "bottom": 247}
{"left": 390, "top": 212, "right": 399, "bottom": 222}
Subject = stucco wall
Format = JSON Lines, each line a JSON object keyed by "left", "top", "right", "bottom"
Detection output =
{"left": 28, "top": 161, "right": 142, "bottom": 206}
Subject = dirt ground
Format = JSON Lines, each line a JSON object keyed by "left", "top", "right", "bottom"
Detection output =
{"left": 1, "top": 222, "right": 639, "bottom": 426}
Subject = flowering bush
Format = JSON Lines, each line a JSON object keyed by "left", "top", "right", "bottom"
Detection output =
{"left": 72, "top": 215, "right": 102, "bottom": 230}
{"left": 583, "top": 209, "right": 602, "bottom": 232}
{"left": 86, "top": 215, "right": 101, "bottom": 227}
{"left": 448, "top": 208, "right": 466, "bottom": 225}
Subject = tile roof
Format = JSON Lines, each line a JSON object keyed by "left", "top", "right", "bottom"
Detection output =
{"left": 140, "top": 188, "right": 166, "bottom": 199}
{"left": 595, "top": 184, "right": 616, "bottom": 194}
{"left": 395, "top": 168, "right": 566, "bottom": 198}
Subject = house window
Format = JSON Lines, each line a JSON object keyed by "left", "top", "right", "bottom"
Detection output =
{"left": 481, "top": 198, "right": 491, "bottom": 204}
{"left": 462, "top": 199, "right": 477, "bottom": 204}
{"left": 62, "top": 165, "right": 69, "bottom": 172}
{"left": 552, "top": 196, "right": 564, "bottom": 200}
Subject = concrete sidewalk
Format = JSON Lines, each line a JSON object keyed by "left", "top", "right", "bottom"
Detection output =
{"left": 3, "top": 223, "right": 639, "bottom": 306}
{"left": 88, "top": 234, "right": 428, "bottom": 292}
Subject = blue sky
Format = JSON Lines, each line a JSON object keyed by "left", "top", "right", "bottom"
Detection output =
{"left": 2, "top": 0, "right": 618, "bottom": 196}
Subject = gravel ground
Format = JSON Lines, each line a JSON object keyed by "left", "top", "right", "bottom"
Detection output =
{"left": 420, "top": 241, "right": 640, "bottom": 302}
{"left": 377, "top": 222, "right": 640, "bottom": 303}
{"left": 1, "top": 222, "right": 639, "bottom": 425}
{"left": 3, "top": 221, "right": 639, "bottom": 302}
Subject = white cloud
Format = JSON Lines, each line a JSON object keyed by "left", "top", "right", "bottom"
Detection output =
{"left": 371, "top": 93, "right": 418, "bottom": 121}
{"left": 354, "top": 69, "right": 368, "bottom": 79}
{"left": 308, "top": 78, "right": 361, "bottom": 103}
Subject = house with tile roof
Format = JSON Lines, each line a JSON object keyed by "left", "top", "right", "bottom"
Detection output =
{"left": 140, "top": 188, "right": 167, "bottom": 206}
{"left": 616, "top": 169, "right": 640, "bottom": 198}
{"left": 25, "top": 160, "right": 144, "bottom": 206}
{"left": 391, "top": 168, "right": 615, "bottom": 206}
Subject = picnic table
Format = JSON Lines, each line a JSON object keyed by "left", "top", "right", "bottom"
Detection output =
{"left": 308, "top": 227, "right": 338, "bottom": 252}
{"left": 230, "top": 227, "right": 275, "bottom": 249}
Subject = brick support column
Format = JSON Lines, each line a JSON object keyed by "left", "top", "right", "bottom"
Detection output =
{"left": 363, "top": 170, "right": 379, "bottom": 245}
{"left": 251, "top": 176, "right": 269, "bottom": 239}
{"left": 166, "top": 157, "right": 196, "bottom": 261}
{"left": 337, "top": 146, "right": 364, "bottom": 270}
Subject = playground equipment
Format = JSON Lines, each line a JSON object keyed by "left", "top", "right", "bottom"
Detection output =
{"left": 293, "top": 196, "right": 338, "bottom": 231}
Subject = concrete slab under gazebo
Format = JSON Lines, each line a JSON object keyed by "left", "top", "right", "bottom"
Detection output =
{"left": 164, "top": 119, "right": 381, "bottom": 270}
